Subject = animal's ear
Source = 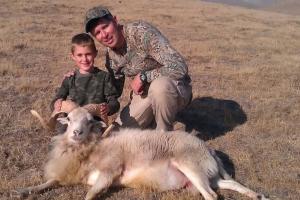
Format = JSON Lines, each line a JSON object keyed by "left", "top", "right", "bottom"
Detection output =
{"left": 91, "top": 120, "right": 107, "bottom": 133}
{"left": 57, "top": 117, "right": 69, "bottom": 125}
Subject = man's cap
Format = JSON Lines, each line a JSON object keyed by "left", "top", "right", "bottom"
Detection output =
{"left": 84, "top": 6, "right": 112, "bottom": 33}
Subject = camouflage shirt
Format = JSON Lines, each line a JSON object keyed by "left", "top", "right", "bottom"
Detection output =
{"left": 51, "top": 68, "right": 120, "bottom": 115}
{"left": 105, "top": 21, "right": 191, "bottom": 95}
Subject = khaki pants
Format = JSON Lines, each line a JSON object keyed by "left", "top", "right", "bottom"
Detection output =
{"left": 115, "top": 76, "right": 192, "bottom": 131}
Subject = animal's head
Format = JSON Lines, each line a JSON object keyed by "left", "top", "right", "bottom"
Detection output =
{"left": 57, "top": 107, "right": 107, "bottom": 143}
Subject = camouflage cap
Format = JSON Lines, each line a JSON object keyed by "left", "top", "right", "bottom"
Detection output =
{"left": 84, "top": 6, "right": 112, "bottom": 33}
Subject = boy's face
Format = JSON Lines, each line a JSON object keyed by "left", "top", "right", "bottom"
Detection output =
{"left": 71, "top": 45, "right": 97, "bottom": 74}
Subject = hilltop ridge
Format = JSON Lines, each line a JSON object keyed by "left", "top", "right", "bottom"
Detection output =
{"left": 202, "top": 0, "right": 300, "bottom": 15}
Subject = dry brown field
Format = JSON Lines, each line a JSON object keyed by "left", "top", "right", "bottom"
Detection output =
{"left": 1, "top": 0, "right": 300, "bottom": 199}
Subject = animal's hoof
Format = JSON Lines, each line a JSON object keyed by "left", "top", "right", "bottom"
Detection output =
{"left": 10, "top": 189, "right": 28, "bottom": 199}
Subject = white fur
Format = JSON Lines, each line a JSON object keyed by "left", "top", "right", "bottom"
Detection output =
{"left": 87, "top": 170, "right": 101, "bottom": 186}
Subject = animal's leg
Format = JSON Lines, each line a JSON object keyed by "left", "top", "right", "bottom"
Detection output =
{"left": 210, "top": 149, "right": 233, "bottom": 180}
{"left": 11, "top": 179, "right": 58, "bottom": 198}
{"left": 85, "top": 175, "right": 113, "bottom": 200}
{"left": 215, "top": 179, "right": 269, "bottom": 200}
{"left": 172, "top": 161, "right": 217, "bottom": 200}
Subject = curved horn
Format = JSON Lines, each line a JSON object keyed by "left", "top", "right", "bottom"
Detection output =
{"left": 47, "top": 100, "right": 79, "bottom": 130}
{"left": 48, "top": 100, "right": 79, "bottom": 130}
{"left": 30, "top": 110, "right": 50, "bottom": 130}
{"left": 30, "top": 110, "right": 65, "bottom": 130}
{"left": 31, "top": 100, "right": 79, "bottom": 131}
{"left": 101, "top": 123, "right": 116, "bottom": 138}
{"left": 47, "top": 111, "right": 67, "bottom": 130}
{"left": 83, "top": 104, "right": 109, "bottom": 125}
{"left": 56, "top": 100, "right": 79, "bottom": 115}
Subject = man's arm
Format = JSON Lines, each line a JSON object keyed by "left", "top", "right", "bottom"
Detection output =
{"left": 142, "top": 24, "right": 188, "bottom": 82}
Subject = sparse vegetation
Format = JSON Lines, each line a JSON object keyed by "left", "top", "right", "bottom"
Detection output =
{"left": 0, "top": 0, "right": 299, "bottom": 200}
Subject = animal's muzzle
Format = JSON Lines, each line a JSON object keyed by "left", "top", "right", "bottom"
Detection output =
{"left": 73, "top": 130, "right": 83, "bottom": 136}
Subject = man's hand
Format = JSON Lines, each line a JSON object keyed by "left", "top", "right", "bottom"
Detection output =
{"left": 131, "top": 73, "right": 144, "bottom": 95}
{"left": 54, "top": 99, "right": 63, "bottom": 112}
{"left": 63, "top": 70, "right": 75, "bottom": 80}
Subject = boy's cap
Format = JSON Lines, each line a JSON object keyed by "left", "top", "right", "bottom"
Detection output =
{"left": 85, "top": 6, "right": 112, "bottom": 33}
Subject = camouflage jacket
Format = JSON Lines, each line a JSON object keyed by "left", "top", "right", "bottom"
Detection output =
{"left": 105, "top": 21, "right": 191, "bottom": 95}
{"left": 51, "top": 68, "right": 120, "bottom": 115}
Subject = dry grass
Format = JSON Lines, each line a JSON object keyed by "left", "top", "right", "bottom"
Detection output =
{"left": 1, "top": 0, "right": 300, "bottom": 199}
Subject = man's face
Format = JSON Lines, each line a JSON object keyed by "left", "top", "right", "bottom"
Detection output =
{"left": 90, "top": 17, "right": 123, "bottom": 49}
{"left": 71, "top": 45, "right": 97, "bottom": 74}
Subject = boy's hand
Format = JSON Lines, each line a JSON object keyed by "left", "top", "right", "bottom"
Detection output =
{"left": 83, "top": 103, "right": 109, "bottom": 124}
{"left": 54, "top": 99, "right": 63, "bottom": 112}
{"left": 131, "top": 73, "right": 144, "bottom": 95}
{"left": 98, "top": 103, "right": 109, "bottom": 116}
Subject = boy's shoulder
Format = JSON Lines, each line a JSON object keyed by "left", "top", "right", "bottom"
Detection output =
{"left": 73, "top": 68, "right": 109, "bottom": 79}
{"left": 91, "top": 67, "right": 110, "bottom": 80}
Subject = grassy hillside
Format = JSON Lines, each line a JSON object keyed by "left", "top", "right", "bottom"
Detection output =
{"left": 0, "top": 0, "right": 299, "bottom": 199}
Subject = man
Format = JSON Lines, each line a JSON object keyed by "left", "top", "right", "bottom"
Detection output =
{"left": 84, "top": 6, "right": 192, "bottom": 131}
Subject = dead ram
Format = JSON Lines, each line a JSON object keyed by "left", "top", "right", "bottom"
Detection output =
{"left": 12, "top": 107, "right": 269, "bottom": 200}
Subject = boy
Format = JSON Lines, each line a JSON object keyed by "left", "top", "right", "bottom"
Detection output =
{"left": 51, "top": 33, "right": 120, "bottom": 121}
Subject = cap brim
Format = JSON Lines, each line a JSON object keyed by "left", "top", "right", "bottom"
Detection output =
{"left": 85, "top": 17, "right": 101, "bottom": 33}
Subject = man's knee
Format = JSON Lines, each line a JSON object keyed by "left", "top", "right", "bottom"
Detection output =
{"left": 148, "top": 77, "right": 177, "bottom": 102}
{"left": 116, "top": 95, "right": 154, "bottom": 129}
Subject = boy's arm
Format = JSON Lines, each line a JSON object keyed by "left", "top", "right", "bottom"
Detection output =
{"left": 50, "top": 78, "right": 70, "bottom": 111}
{"left": 104, "top": 73, "right": 120, "bottom": 116}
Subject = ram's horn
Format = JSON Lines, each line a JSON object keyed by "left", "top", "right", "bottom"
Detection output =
{"left": 31, "top": 100, "right": 79, "bottom": 130}
{"left": 82, "top": 104, "right": 109, "bottom": 125}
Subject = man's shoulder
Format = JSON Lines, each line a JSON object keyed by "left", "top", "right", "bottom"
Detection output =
{"left": 124, "top": 20, "right": 166, "bottom": 48}
{"left": 63, "top": 70, "right": 78, "bottom": 82}
{"left": 125, "top": 20, "right": 160, "bottom": 34}
{"left": 126, "top": 20, "right": 153, "bottom": 28}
